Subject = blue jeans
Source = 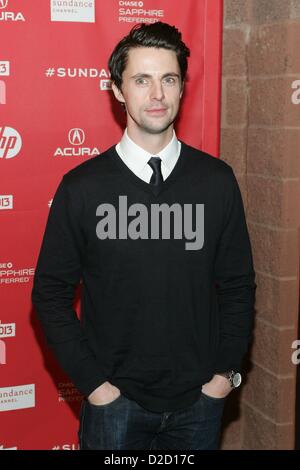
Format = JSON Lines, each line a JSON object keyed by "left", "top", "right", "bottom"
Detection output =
{"left": 78, "top": 391, "right": 226, "bottom": 450}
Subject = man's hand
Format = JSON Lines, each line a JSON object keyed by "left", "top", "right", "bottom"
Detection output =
{"left": 87, "top": 381, "right": 121, "bottom": 406}
{"left": 201, "top": 374, "right": 232, "bottom": 399}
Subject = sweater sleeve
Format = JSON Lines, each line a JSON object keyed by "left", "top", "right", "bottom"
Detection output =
{"left": 213, "top": 167, "right": 256, "bottom": 374}
{"left": 31, "top": 176, "right": 107, "bottom": 397}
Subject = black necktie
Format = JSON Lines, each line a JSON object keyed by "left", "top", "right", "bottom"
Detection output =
{"left": 148, "top": 156, "right": 164, "bottom": 186}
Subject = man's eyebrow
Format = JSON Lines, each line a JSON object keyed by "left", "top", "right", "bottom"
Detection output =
{"left": 130, "top": 72, "right": 180, "bottom": 79}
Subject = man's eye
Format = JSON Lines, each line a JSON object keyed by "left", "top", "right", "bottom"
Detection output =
{"left": 163, "top": 77, "right": 176, "bottom": 84}
{"left": 136, "top": 78, "right": 147, "bottom": 85}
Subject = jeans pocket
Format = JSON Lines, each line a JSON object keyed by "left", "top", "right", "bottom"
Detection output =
{"left": 87, "top": 393, "right": 123, "bottom": 409}
{"left": 201, "top": 391, "right": 227, "bottom": 403}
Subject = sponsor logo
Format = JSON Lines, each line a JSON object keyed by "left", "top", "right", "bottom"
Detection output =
{"left": 50, "top": 0, "right": 95, "bottom": 23}
{"left": 0, "top": 262, "right": 35, "bottom": 285}
{"left": 69, "top": 128, "right": 84, "bottom": 146}
{"left": 0, "top": 321, "right": 16, "bottom": 338}
{"left": 45, "top": 66, "right": 110, "bottom": 79}
{"left": 117, "top": 0, "right": 164, "bottom": 24}
{"left": 0, "top": 127, "right": 22, "bottom": 159}
{"left": 0, "top": 0, "right": 25, "bottom": 21}
{"left": 0, "top": 444, "right": 17, "bottom": 450}
{"left": 0, "top": 61, "right": 10, "bottom": 76}
{"left": 0, "top": 321, "right": 16, "bottom": 365}
{"left": 0, "top": 80, "right": 6, "bottom": 104}
{"left": 58, "top": 382, "right": 83, "bottom": 403}
{"left": 44, "top": 66, "right": 111, "bottom": 90}
{"left": 0, "top": 195, "right": 13, "bottom": 210}
{"left": 54, "top": 128, "right": 100, "bottom": 157}
{"left": 0, "top": 340, "right": 6, "bottom": 365}
{"left": 0, "top": 384, "right": 35, "bottom": 411}
{"left": 52, "top": 443, "right": 79, "bottom": 450}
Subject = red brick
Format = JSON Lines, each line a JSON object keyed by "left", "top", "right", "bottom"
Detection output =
{"left": 248, "top": 223, "right": 299, "bottom": 277}
{"left": 223, "top": 28, "right": 247, "bottom": 76}
{"left": 251, "top": 319, "right": 298, "bottom": 375}
{"left": 247, "top": 176, "right": 300, "bottom": 227}
{"left": 252, "top": 0, "right": 292, "bottom": 24}
{"left": 242, "top": 364, "right": 296, "bottom": 422}
{"left": 249, "top": 77, "right": 300, "bottom": 126}
{"left": 226, "top": 79, "right": 248, "bottom": 126}
{"left": 242, "top": 403, "right": 295, "bottom": 449}
{"left": 224, "top": 0, "right": 251, "bottom": 25}
{"left": 255, "top": 273, "right": 298, "bottom": 327}
{"left": 220, "top": 128, "right": 247, "bottom": 173}
{"left": 291, "top": 0, "right": 300, "bottom": 18}
{"left": 249, "top": 24, "right": 288, "bottom": 75}
{"left": 247, "top": 128, "right": 300, "bottom": 178}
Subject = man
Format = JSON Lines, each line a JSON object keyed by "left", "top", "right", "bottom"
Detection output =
{"left": 32, "top": 22, "right": 256, "bottom": 450}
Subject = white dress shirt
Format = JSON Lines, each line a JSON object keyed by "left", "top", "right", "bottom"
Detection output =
{"left": 115, "top": 128, "right": 181, "bottom": 183}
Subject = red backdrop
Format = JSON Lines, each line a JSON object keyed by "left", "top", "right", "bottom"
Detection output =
{"left": 0, "top": 0, "right": 223, "bottom": 450}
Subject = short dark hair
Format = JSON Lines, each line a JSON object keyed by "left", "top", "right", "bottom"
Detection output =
{"left": 108, "top": 21, "right": 190, "bottom": 91}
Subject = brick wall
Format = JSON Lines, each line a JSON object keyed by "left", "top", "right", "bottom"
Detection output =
{"left": 220, "top": 0, "right": 300, "bottom": 450}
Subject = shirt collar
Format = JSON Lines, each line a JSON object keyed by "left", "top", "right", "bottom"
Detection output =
{"left": 118, "top": 128, "right": 180, "bottom": 174}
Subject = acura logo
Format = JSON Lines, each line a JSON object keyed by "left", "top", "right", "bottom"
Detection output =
{"left": 68, "top": 128, "right": 85, "bottom": 146}
{"left": 0, "top": 0, "right": 8, "bottom": 9}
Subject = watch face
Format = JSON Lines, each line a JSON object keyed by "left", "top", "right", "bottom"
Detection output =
{"left": 232, "top": 373, "right": 242, "bottom": 387}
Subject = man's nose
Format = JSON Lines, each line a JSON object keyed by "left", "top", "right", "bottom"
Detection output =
{"left": 150, "top": 80, "right": 165, "bottom": 100}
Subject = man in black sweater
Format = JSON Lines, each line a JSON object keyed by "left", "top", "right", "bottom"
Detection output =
{"left": 32, "top": 22, "right": 256, "bottom": 450}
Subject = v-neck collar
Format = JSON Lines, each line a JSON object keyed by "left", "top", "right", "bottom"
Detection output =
{"left": 108, "top": 142, "right": 187, "bottom": 197}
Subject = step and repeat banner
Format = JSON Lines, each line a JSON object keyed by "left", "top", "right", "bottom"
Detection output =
{"left": 0, "top": 0, "right": 223, "bottom": 450}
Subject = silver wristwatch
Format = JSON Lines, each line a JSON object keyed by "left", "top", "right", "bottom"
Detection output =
{"left": 218, "top": 370, "right": 242, "bottom": 388}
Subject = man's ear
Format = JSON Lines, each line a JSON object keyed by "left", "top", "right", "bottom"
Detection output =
{"left": 111, "top": 82, "right": 125, "bottom": 104}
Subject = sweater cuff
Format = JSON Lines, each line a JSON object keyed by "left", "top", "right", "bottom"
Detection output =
{"left": 213, "top": 342, "right": 246, "bottom": 374}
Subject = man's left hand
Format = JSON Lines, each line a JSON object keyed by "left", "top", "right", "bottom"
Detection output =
{"left": 201, "top": 374, "right": 232, "bottom": 399}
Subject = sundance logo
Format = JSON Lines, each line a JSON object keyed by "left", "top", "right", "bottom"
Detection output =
{"left": 51, "top": 0, "right": 95, "bottom": 23}
{"left": 54, "top": 128, "right": 99, "bottom": 157}
{"left": 52, "top": 443, "right": 79, "bottom": 450}
{"left": 0, "top": 384, "right": 35, "bottom": 411}
{"left": 0, "top": 127, "right": 22, "bottom": 159}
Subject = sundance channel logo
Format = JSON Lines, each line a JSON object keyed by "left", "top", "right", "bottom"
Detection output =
{"left": 50, "top": 0, "right": 95, "bottom": 23}
{"left": 0, "top": 384, "right": 35, "bottom": 412}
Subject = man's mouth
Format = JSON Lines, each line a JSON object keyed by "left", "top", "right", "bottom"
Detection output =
{"left": 145, "top": 108, "right": 167, "bottom": 115}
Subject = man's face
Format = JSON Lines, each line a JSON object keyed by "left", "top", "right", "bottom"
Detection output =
{"left": 112, "top": 47, "right": 184, "bottom": 136}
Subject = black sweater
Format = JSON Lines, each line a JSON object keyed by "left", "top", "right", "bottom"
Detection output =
{"left": 31, "top": 141, "right": 256, "bottom": 412}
